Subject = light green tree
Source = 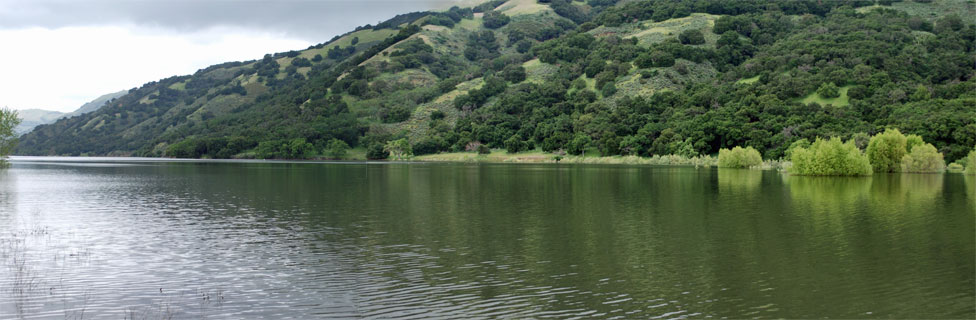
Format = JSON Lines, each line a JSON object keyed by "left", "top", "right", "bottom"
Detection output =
{"left": 718, "top": 146, "right": 763, "bottom": 168}
{"left": 866, "top": 128, "right": 908, "bottom": 173}
{"left": 384, "top": 139, "right": 412, "bottom": 160}
{"left": 900, "top": 143, "right": 945, "bottom": 173}
{"left": 790, "top": 137, "right": 872, "bottom": 176}
{"left": 0, "top": 107, "right": 21, "bottom": 167}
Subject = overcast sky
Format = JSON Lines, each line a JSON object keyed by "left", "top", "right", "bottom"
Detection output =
{"left": 0, "top": 0, "right": 463, "bottom": 112}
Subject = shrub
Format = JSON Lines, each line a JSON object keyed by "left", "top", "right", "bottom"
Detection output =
{"left": 866, "top": 128, "right": 908, "bottom": 173}
{"left": 678, "top": 29, "right": 706, "bottom": 45}
{"left": 366, "top": 143, "right": 389, "bottom": 160}
{"left": 718, "top": 146, "right": 763, "bottom": 168}
{"left": 900, "top": 143, "right": 945, "bottom": 173}
{"left": 477, "top": 144, "right": 491, "bottom": 155}
{"left": 790, "top": 137, "right": 872, "bottom": 176}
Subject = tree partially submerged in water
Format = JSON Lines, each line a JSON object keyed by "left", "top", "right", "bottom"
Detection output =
{"left": 900, "top": 143, "right": 945, "bottom": 173}
{"left": 718, "top": 146, "right": 762, "bottom": 168}
{"left": 0, "top": 107, "right": 21, "bottom": 167}
{"left": 790, "top": 137, "right": 872, "bottom": 176}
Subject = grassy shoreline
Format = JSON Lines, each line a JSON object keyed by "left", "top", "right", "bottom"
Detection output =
{"left": 412, "top": 149, "right": 721, "bottom": 167}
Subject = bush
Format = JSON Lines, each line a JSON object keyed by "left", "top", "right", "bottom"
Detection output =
{"left": 790, "top": 137, "right": 872, "bottom": 176}
{"left": 900, "top": 143, "right": 945, "bottom": 173}
{"left": 718, "top": 146, "right": 763, "bottom": 168}
{"left": 477, "top": 144, "right": 491, "bottom": 154}
{"left": 817, "top": 82, "right": 840, "bottom": 98}
{"left": 366, "top": 143, "right": 389, "bottom": 160}
{"left": 866, "top": 128, "right": 908, "bottom": 173}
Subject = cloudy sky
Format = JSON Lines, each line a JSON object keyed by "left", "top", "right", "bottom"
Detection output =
{"left": 0, "top": 0, "right": 463, "bottom": 112}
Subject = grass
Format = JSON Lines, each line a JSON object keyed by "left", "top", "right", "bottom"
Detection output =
{"left": 499, "top": 0, "right": 551, "bottom": 15}
{"left": 298, "top": 28, "right": 399, "bottom": 60}
{"left": 591, "top": 13, "right": 721, "bottom": 46}
{"left": 798, "top": 85, "right": 853, "bottom": 107}
{"left": 736, "top": 75, "right": 760, "bottom": 84}
{"left": 456, "top": 17, "right": 484, "bottom": 30}
{"left": 168, "top": 81, "right": 186, "bottom": 91}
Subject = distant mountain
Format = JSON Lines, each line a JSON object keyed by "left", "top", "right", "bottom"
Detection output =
{"left": 15, "top": 109, "right": 65, "bottom": 135}
{"left": 13, "top": 90, "right": 127, "bottom": 135}
{"left": 63, "top": 90, "right": 128, "bottom": 119}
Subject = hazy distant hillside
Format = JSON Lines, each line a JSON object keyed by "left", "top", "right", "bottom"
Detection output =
{"left": 13, "top": 90, "right": 127, "bottom": 135}
{"left": 63, "top": 90, "right": 128, "bottom": 118}
{"left": 15, "top": 109, "right": 65, "bottom": 135}
{"left": 17, "top": 0, "right": 976, "bottom": 161}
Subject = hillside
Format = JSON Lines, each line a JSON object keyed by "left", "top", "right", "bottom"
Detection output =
{"left": 16, "top": 0, "right": 976, "bottom": 162}
{"left": 14, "top": 109, "right": 64, "bottom": 135}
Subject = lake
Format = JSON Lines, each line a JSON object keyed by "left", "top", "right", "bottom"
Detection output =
{"left": 1, "top": 157, "right": 973, "bottom": 318}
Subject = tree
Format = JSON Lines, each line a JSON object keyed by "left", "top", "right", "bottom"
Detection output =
{"left": 817, "top": 82, "right": 840, "bottom": 98}
{"left": 384, "top": 139, "right": 413, "bottom": 160}
{"left": 678, "top": 29, "right": 706, "bottom": 45}
{"left": 790, "top": 137, "right": 872, "bottom": 176}
{"left": 866, "top": 128, "right": 908, "bottom": 173}
{"left": 326, "top": 139, "right": 350, "bottom": 159}
{"left": 482, "top": 11, "right": 510, "bottom": 29}
{"left": 900, "top": 143, "right": 945, "bottom": 173}
{"left": 0, "top": 107, "right": 21, "bottom": 167}
{"left": 718, "top": 146, "right": 763, "bottom": 168}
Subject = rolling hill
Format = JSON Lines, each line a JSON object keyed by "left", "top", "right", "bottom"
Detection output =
{"left": 16, "top": 0, "right": 976, "bottom": 162}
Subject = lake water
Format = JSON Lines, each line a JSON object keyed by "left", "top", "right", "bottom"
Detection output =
{"left": 0, "top": 157, "right": 973, "bottom": 319}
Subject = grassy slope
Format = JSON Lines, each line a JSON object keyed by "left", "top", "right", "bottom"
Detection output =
{"left": 856, "top": 0, "right": 976, "bottom": 20}
{"left": 798, "top": 85, "right": 853, "bottom": 107}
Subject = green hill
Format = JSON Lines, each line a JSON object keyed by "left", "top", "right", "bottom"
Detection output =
{"left": 16, "top": 0, "right": 976, "bottom": 162}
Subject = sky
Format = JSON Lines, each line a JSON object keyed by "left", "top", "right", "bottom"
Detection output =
{"left": 0, "top": 0, "right": 465, "bottom": 112}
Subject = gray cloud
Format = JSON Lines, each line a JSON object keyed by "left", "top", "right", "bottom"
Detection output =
{"left": 0, "top": 0, "right": 462, "bottom": 42}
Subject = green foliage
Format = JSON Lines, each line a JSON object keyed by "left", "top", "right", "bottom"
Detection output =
{"left": 366, "top": 143, "right": 389, "bottom": 160}
{"left": 482, "top": 11, "right": 510, "bottom": 29}
{"left": 678, "top": 29, "right": 705, "bottom": 45}
{"left": 900, "top": 143, "right": 945, "bottom": 173}
{"left": 567, "top": 134, "right": 591, "bottom": 155}
{"left": 867, "top": 129, "right": 908, "bottom": 173}
{"left": 0, "top": 108, "right": 21, "bottom": 166}
{"left": 785, "top": 139, "right": 811, "bottom": 159}
{"left": 505, "top": 135, "right": 529, "bottom": 154}
{"left": 477, "top": 144, "right": 491, "bottom": 155}
{"left": 816, "top": 82, "right": 840, "bottom": 99}
{"left": 256, "top": 138, "right": 315, "bottom": 159}
{"left": 718, "top": 146, "right": 763, "bottom": 168}
{"left": 325, "top": 138, "right": 350, "bottom": 159}
{"left": 790, "top": 137, "right": 873, "bottom": 176}
{"left": 385, "top": 138, "right": 413, "bottom": 160}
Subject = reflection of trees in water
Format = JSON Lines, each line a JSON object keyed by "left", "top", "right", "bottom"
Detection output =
{"left": 965, "top": 175, "right": 974, "bottom": 203}
{"left": 717, "top": 169, "right": 762, "bottom": 194}
{"left": 867, "top": 174, "right": 944, "bottom": 214}
{"left": 786, "top": 175, "right": 873, "bottom": 212}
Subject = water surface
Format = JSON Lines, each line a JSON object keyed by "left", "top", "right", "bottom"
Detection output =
{"left": 1, "top": 157, "right": 973, "bottom": 318}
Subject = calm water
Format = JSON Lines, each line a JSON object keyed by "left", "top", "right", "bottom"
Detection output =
{"left": 0, "top": 157, "right": 973, "bottom": 319}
